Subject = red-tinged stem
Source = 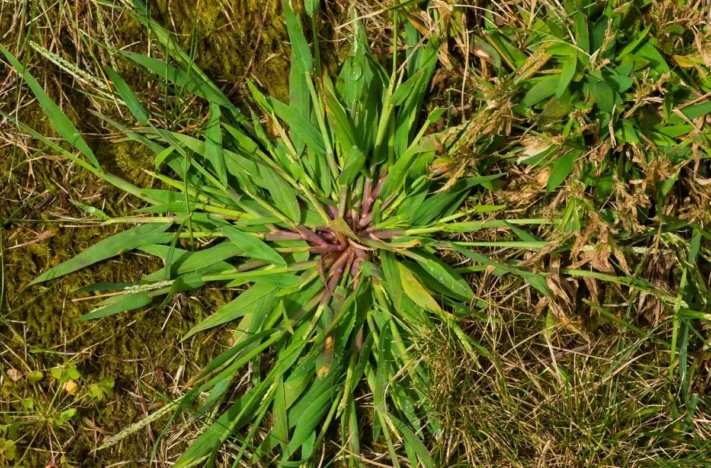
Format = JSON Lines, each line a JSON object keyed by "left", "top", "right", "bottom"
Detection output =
{"left": 357, "top": 213, "right": 372, "bottom": 229}
{"left": 296, "top": 225, "right": 326, "bottom": 245}
{"left": 320, "top": 265, "right": 345, "bottom": 306}
{"left": 329, "top": 249, "right": 351, "bottom": 278}
{"left": 320, "top": 252, "right": 339, "bottom": 271}
{"left": 265, "top": 230, "right": 302, "bottom": 241}
{"left": 320, "top": 231, "right": 338, "bottom": 243}
{"left": 371, "top": 168, "right": 388, "bottom": 200}
{"left": 350, "top": 248, "right": 366, "bottom": 277}
{"left": 351, "top": 209, "right": 360, "bottom": 227}
{"left": 333, "top": 250, "right": 355, "bottom": 302}
{"left": 319, "top": 289, "right": 333, "bottom": 307}
{"left": 325, "top": 205, "right": 339, "bottom": 220}
{"left": 360, "top": 169, "right": 388, "bottom": 225}
{"left": 355, "top": 327, "right": 364, "bottom": 351}
{"left": 310, "top": 244, "right": 347, "bottom": 254}
{"left": 380, "top": 192, "right": 398, "bottom": 212}
{"left": 361, "top": 179, "right": 373, "bottom": 216}
{"left": 316, "top": 226, "right": 338, "bottom": 242}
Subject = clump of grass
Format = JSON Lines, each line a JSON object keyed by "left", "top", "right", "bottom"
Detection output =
{"left": 417, "top": 298, "right": 711, "bottom": 466}
{"left": 6, "top": 0, "right": 711, "bottom": 465}
{"left": 1, "top": 1, "right": 554, "bottom": 465}
{"left": 412, "top": 0, "right": 711, "bottom": 464}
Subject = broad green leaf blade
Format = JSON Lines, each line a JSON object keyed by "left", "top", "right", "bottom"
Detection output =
{"left": 141, "top": 242, "right": 243, "bottom": 281}
{"left": 574, "top": 13, "right": 589, "bottom": 53}
{"left": 556, "top": 57, "right": 576, "bottom": 98}
{"left": 183, "top": 283, "right": 277, "bottom": 340}
{"left": 547, "top": 150, "right": 581, "bottom": 191}
{"left": 522, "top": 75, "right": 559, "bottom": 107}
{"left": 269, "top": 98, "right": 326, "bottom": 153}
{"left": 407, "top": 250, "right": 473, "bottom": 301}
{"left": 304, "top": 0, "right": 318, "bottom": 16}
{"left": 441, "top": 218, "right": 551, "bottom": 233}
{"left": 380, "top": 109, "right": 445, "bottom": 199}
{"left": 289, "top": 40, "right": 311, "bottom": 153}
{"left": 681, "top": 101, "right": 711, "bottom": 120}
{"left": 222, "top": 122, "right": 259, "bottom": 154}
{"left": 1, "top": 45, "right": 101, "bottom": 169}
{"left": 635, "top": 42, "right": 670, "bottom": 73}
{"left": 105, "top": 67, "right": 149, "bottom": 125}
{"left": 205, "top": 103, "right": 227, "bottom": 186}
{"left": 286, "top": 386, "right": 334, "bottom": 456}
{"left": 248, "top": 274, "right": 302, "bottom": 288}
{"left": 619, "top": 25, "right": 652, "bottom": 57}
{"left": 222, "top": 226, "right": 286, "bottom": 266}
{"left": 283, "top": 0, "right": 313, "bottom": 73}
{"left": 338, "top": 145, "right": 365, "bottom": 186}
{"left": 449, "top": 243, "right": 551, "bottom": 297}
{"left": 380, "top": 251, "right": 403, "bottom": 310}
{"left": 247, "top": 80, "right": 273, "bottom": 112}
{"left": 31, "top": 223, "right": 172, "bottom": 285}
{"left": 397, "top": 262, "right": 442, "bottom": 312}
{"left": 82, "top": 293, "right": 153, "bottom": 320}
{"left": 410, "top": 175, "right": 503, "bottom": 226}
{"left": 590, "top": 81, "right": 614, "bottom": 112}
{"left": 259, "top": 164, "right": 301, "bottom": 223}
{"left": 193, "top": 329, "right": 279, "bottom": 386}
{"left": 391, "top": 415, "right": 434, "bottom": 468}
{"left": 122, "top": 51, "right": 238, "bottom": 112}
{"left": 323, "top": 75, "right": 356, "bottom": 151}
{"left": 273, "top": 377, "right": 289, "bottom": 450}
{"left": 175, "top": 386, "right": 265, "bottom": 467}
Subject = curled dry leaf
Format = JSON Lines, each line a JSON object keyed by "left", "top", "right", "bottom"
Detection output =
{"left": 64, "top": 380, "right": 79, "bottom": 395}
{"left": 7, "top": 368, "right": 22, "bottom": 382}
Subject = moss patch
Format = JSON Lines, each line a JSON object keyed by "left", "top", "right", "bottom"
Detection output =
{"left": 0, "top": 0, "right": 290, "bottom": 464}
{"left": 150, "top": 0, "right": 291, "bottom": 100}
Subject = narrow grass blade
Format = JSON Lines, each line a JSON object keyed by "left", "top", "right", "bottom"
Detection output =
{"left": 404, "top": 250, "right": 473, "bottom": 301}
{"left": 122, "top": 51, "right": 236, "bottom": 111}
{"left": 183, "top": 284, "right": 277, "bottom": 340}
{"left": 259, "top": 164, "right": 301, "bottom": 223}
{"left": 31, "top": 223, "right": 172, "bottom": 285}
{"left": 283, "top": 0, "right": 313, "bottom": 73}
{"left": 269, "top": 98, "right": 326, "bottom": 154}
{"left": 1, "top": 45, "right": 101, "bottom": 169}
{"left": 397, "top": 262, "right": 442, "bottom": 312}
{"left": 82, "top": 293, "right": 153, "bottom": 320}
{"left": 449, "top": 243, "right": 552, "bottom": 297}
{"left": 222, "top": 226, "right": 286, "bottom": 266}
{"left": 273, "top": 377, "right": 289, "bottom": 450}
{"left": 105, "top": 67, "right": 149, "bottom": 125}
{"left": 205, "top": 103, "right": 227, "bottom": 186}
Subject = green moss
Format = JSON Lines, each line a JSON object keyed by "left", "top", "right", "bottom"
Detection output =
{"left": 150, "top": 0, "right": 291, "bottom": 100}
{"left": 98, "top": 139, "right": 156, "bottom": 186}
{"left": 0, "top": 0, "right": 343, "bottom": 463}
{"left": 1, "top": 212, "right": 233, "bottom": 463}
{"left": 0, "top": 1, "right": 260, "bottom": 464}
